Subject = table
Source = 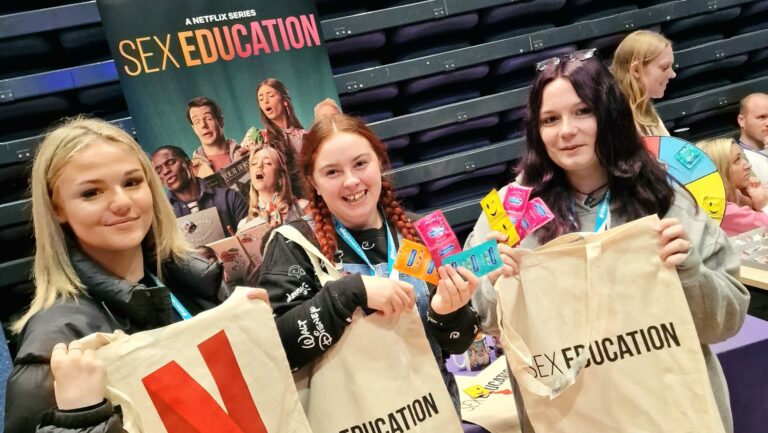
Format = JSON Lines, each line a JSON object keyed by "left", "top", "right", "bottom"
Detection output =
{"left": 739, "top": 264, "right": 768, "bottom": 291}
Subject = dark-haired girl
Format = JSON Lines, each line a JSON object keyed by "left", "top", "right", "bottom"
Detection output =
{"left": 242, "top": 78, "right": 306, "bottom": 198}
{"left": 466, "top": 49, "right": 749, "bottom": 432}
{"left": 252, "top": 113, "right": 481, "bottom": 411}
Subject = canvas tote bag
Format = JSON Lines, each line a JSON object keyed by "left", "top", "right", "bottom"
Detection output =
{"left": 454, "top": 355, "right": 521, "bottom": 433}
{"left": 82, "top": 288, "right": 313, "bottom": 433}
{"left": 265, "top": 225, "right": 464, "bottom": 433}
{"left": 495, "top": 215, "right": 725, "bottom": 433}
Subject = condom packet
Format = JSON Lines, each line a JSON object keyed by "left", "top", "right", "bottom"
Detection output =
{"left": 443, "top": 240, "right": 503, "bottom": 277}
{"left": 503, "top": 185, "right": 532, "bottom": 223}
{"left": 414, "top": 210, "right": 462, "bottom": 266}
{"left": 481, "top": 189, "right": 521, "bottom": 246}
{"left": 491, "top": 218, "right": 521, "bottom": 247}
{"left": 480, "top": 189, "right": 507, "bottom": 226}
{"left": 393, "top": 239, "right": 439, "bottom": 285}
{"left": 516, "top": 197, "right": 555, "bottom": 238}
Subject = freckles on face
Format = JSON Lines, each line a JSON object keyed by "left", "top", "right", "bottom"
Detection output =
{"left": 311, "top": 132, "right": 384, "bottom": 230}
{"left": 53, "top": 140, "right": 154, "bottom": 257}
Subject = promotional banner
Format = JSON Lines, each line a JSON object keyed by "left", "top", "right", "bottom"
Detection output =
{"left": 98, "top": 0, "right": 335, "bottom": 280}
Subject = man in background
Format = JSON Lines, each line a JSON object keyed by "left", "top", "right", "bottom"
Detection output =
{"left": 151, "top": 145, "right": 248, "bottom": 234}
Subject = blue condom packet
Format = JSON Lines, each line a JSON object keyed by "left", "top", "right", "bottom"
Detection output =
{"left": 443, "top": 240, "right": 503, "bottom": 277}
{"left": 674, "top": 143, "right": 702, "bottom": 169}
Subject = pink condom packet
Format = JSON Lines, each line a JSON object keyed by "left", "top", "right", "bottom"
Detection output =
{"left": 503, "top": 185, "right": 532, "bottom": 220}
{"left": 414, "top": 210, "right": 462, "bottom": 267}
{"left": 516, "top": 197, "right": 555, "bottom": 237}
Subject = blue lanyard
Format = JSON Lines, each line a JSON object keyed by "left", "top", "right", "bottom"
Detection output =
{"left": 593, "top": 191, "right": 611, "bottom": 233}
{"left": 334, "top": 218, "right": 397, "bottom": 278}
{"left": 148, "top": 272, "right": 192, "bottom": 321}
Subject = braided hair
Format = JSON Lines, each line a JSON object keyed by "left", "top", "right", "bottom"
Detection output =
{"left": 302, "top": 114, "right": 420, "bottom": 261}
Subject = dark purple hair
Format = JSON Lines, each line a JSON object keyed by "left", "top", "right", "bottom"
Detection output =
{"left": 519, "top": 53, "right": 675, "bottom": 244}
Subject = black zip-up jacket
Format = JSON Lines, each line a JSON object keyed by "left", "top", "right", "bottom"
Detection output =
{"left": 252, "top": 219, "right": 480, "bottom": 372}
{"left": 4, "top": 247, "right": 227, "bottom": 433}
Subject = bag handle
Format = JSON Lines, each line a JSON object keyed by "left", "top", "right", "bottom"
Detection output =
{"left": 264, "top": 225, "right": 343, "bottom": 286}
{"left": 495, "top": 242, "right": 602, "bottom": 399}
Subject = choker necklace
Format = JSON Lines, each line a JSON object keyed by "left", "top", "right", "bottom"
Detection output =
{"left": 572, "top": 182, "right": 609, "bottom": 208}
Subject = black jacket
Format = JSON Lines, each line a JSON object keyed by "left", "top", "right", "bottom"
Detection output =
{"left": 4, "top": 248, "right": 226, "bottom": 433}
{"left": 252, "top": 219, "right": 480, "bottom": 372}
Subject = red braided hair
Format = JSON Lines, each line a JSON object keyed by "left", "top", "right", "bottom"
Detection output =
{"left": 301, "top": 114, "right": 420, "bottom": 261}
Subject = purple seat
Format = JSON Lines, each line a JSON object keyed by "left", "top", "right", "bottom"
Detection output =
{"left": 666, "top": 77, "right": 731, "bottom": 99}
{"left": 395, "top": 185, "right": 420, "bottom": 199}
{"left": 326, "top": 31, "right": 386, "bottom": 57}
{"left": 0, "top": 34, "right": 56, "bottom": 76}
{"left": 494, "top": 74, "right": 534, "bottom": 92}
{"left": 0, "top": 95, "right": 73, "bottom": 133}
{"left": 483, "top": 23, "right": 555, "bottom": 43}
{"left": 416, "top": 136, "right": 492, "bottom": 160}
{"left": 423, "top": 163, "right": 507, "bottom": 193}
{"left": 675, "top": 105, "right": 738, "bottom": 128}
{"left": 384, "top": 135, "right": 410, "bottom": 150}
{"left": 736, "top": 15, "right": 768, "bottom": 34}
{"left": 405, "top": 89, "right": 481, "bottom": 114}
{"left": 503, "top": 126, "right": 525, "bottom": 140}
{"left": 419, "top": 177, "right": 499, "bottom": 209}
{"left": 750, "top": 48, "right": 768, "bottom": 64}
{"left": 480, "top": 0, "right": 566, "bottom": 27}
{"left": 493, "top": 45, "right": 577, "bottom": 76}
{"left": 340, "top": 84, "right": 399, "bottom": 108}
{"left": 415, "top": 114, "right": 500, "bottom": 145}
{"left": 391, "top": 13, "right": 479, "bottom": 46}
{"left": 331, "top": 59, "right": 381, "bottom": 75}
{"left": 396, "top": 41, "right": 471, "bottom": 62}
{"left": 500, "top": 107, "right": 526, "bottom": 125}
{"left": 664, "top": 7, "right": 742, "bottom": 35}
{"left": 582, "top": 33, "right": 626, "bottom": 52}
{"left": 390, "top": 157, "right": 405, "bottom": 169}
{"left": 402, "top": 65, "right": 490, "bottom": 96}
{"left": 77, "top": 83, "right": 125, "bottom": 108}
{"left": 672, "top": 33, "right": 723, "bottom": 51}
{"left": 358, "top": 110, "right": 393, "bottom": 123}
{"left": 742, "top": 1, "right": 768, "bottom": 17}
{"left": 570, "top": 5, "right": 637, "bottom": 23}
{"left": 744, "top": 59, "right": 768, "bottom": 80}
{"left": 58, "top": 24, "right": 110, "bottom": 63}
{"left": 675, "top": 54, "right": 748, "bottom": 81}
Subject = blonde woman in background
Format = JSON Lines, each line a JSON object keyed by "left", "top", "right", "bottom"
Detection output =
{"left": 237, "top": 144, "right": 308, "bottom": 232}
{"left": 612, "top": 30, "right": 677, "bottom": 136}
{"left": 698, "top": 137, "right": 768, "bottom": 235}
{"left": 4, "top": 117, "right": 266, "bottom": 433}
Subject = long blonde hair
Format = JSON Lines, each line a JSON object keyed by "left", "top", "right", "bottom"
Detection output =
{"left": 13, "top": 116, "right": 189, "bottom": 333}
{"left": 697, "top": 138, "right": 739, "bottom": 202}
{"left": 611, "top": 30, "right": 672, "bottom": 132}
{"left": 247, "top": 144, "right": 294, "bottom": 222}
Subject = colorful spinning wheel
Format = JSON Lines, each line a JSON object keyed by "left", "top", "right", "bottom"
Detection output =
{"left": 643, "top": 136, "right": 726, "bottom": 224}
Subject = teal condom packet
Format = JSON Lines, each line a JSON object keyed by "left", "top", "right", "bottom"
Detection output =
{"left": 674, "top": 143, "right": 702, "bottom": 169}
{"left": 443, "top": 240, "right": 503, "bottom": 277}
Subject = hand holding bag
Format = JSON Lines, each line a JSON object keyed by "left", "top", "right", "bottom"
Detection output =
{"left": 265, "top": 225, "right": 464, "bottom": 433}
{"left": 88, "top": 288, "right": 313, "bottom": 433}
{"left": 495, "top": 215, "right": 725, "bottom": 433}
